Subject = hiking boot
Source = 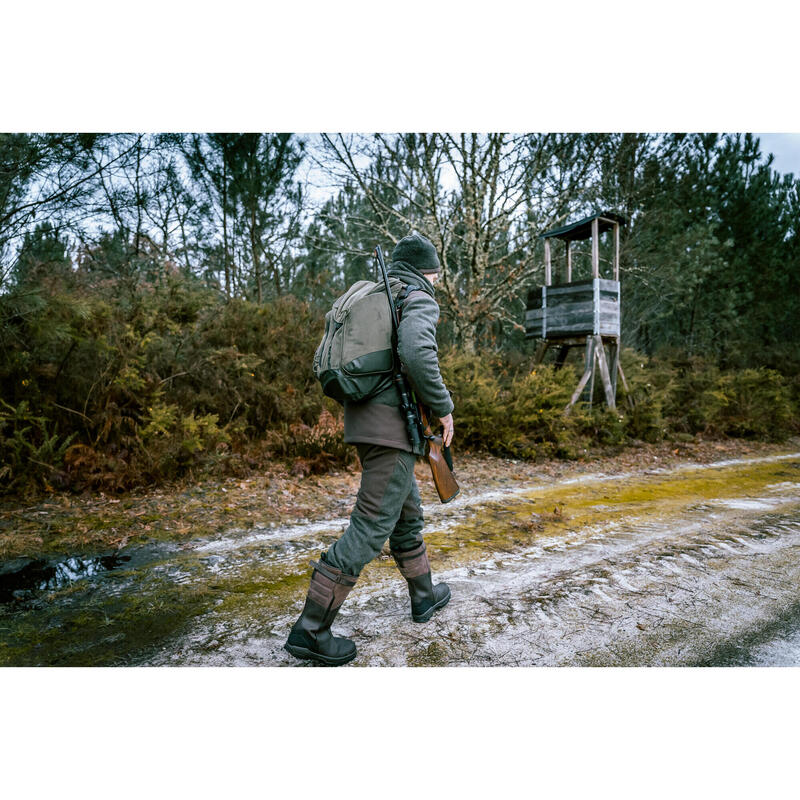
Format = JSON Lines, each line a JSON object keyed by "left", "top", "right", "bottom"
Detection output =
{"left": 391, "top": 541, "right": 451, "bottom": 623}
{"left": 284, "top": 557, "right": 358, "bottom": 666}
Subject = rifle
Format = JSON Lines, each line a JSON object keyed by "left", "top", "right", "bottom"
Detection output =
{"left": 374, "top": 245, "right": 460, "bottom": 504}
{"left": 416, "top": 399, "right": 460, "bottom": 503}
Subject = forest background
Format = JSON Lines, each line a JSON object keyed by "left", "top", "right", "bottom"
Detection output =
{"left": 1, "top": 131, "right": 798, "bottom": 497}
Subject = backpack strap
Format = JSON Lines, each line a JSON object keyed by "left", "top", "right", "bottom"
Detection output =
{"left": 396, "top": 283, "right": 420, "bottom": 322}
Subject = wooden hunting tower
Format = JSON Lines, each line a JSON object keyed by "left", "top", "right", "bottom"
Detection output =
{"left": 525, "top": 211, "right": 628, "bottom": 411}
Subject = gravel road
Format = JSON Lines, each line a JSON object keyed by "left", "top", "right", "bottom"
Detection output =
{"left": 143, "top": 451, "right": 800, "bottom": 667}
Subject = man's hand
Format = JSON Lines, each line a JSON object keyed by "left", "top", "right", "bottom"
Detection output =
{"left": 439, "top": 413, "right": 454, "bottom": 448}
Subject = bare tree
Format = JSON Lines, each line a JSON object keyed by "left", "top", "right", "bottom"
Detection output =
{"left": 317, "top": 133, "right": 602, "bottom": 351}
{"left": 0, "top": 133, "right": 144, "bottom": 287}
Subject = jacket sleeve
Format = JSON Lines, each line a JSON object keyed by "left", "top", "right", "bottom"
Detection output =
{"left": 396, "top": 290, "right": 454, "bottom": 418}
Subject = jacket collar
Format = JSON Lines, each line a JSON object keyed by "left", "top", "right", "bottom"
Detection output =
{"left": 388, "top": 260, "right": 435, "bottom": 298}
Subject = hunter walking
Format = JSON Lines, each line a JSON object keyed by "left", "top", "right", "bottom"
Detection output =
{"left": 284, "top": 232, "right": 455, "bottom": 666}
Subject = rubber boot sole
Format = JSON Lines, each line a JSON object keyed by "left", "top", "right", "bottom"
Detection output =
{"left": 283, "top": 642, "right": 357, "bottom": 666}
{"left": 412, "top": 586, "right": 452, "bottom": 623}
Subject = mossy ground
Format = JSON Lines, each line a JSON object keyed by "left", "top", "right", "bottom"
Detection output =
{"left": 1, "top": 437, "right": 793, "bottom": 563}
{"left": 1, "top": 440, "right": 799, "bottom": 666}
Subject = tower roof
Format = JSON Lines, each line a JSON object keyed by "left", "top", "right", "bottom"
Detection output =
{"left": 540, "top": 211, "right": 626, "bottom": 242}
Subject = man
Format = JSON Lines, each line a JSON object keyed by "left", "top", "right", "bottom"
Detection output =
{"left": 284, "top": 232, "right": 455, "bottom": 666}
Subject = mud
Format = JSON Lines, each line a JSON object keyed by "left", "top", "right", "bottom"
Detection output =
{"left": 2, "top": 451, "right": 799, "bottom": 667}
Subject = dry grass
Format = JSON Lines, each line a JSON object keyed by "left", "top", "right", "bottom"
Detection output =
{"left": 1, "top": 436, "right": 796, "bottom": 562}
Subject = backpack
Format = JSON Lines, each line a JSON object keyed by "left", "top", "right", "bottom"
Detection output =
{"left": 313, "top": 277, "right": 419, "bottom": 404}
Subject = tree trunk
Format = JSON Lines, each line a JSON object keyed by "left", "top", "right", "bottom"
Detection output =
{"left": 251, "top": 206, "right": 262, "bottom": 304}
{"left": 223, "top": 158, "right": 230, "bottom": 298}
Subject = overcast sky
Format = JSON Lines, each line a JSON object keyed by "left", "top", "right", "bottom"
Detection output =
{"left": 756, "top": 133, "right": 800, "bottom": 177}
{"left": 300, "top": 134, "right": 800, "bottom": 211}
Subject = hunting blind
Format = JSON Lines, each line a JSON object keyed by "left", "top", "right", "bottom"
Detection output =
{"left": 525, "top": 211, "right": 629, "bottom": 412}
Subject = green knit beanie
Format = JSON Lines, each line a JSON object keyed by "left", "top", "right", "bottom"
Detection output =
{"left": 391, "top": 232, "right": 440, "bottom": 274}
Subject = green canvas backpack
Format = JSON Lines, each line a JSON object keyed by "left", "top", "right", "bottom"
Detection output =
{"left": 313, "top": 277, "right": 418, "bottom": 404}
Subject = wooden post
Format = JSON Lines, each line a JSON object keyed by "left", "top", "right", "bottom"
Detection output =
{"left": 609, "top": 337, "right": 620, "bottom": 399}
{"left": 554, "top": 345, "right": 570, "bottom": 370}
{"left": 591, "top": 218, "right": 599, "bottom": 279}
{"left": 594, "top": 335, "right": 616, "bottom": 410}
{"left": 617, "top": 361, "right": 634, "bottom": 409}
{"left": 582, "top": 336, "right": 595, "bottom": 405}
{"left": 544, "top": 238, "right": 552, "bottom": 285}
{"left": 566, "top": 366, "right": 593, "bottom": 414}
{"left": 534, "top": 340, "right": 549, "bottom": 365}
{"left": 565, "top": 240, "right": 572, "bottom": 283}
{"left": 617, "top": 361, "right": 631, "bottom": 394}
{"left": 613, "top": 222, "right": 620, "bottom": 282}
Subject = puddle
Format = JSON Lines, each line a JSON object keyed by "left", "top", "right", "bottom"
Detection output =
{"left": 0, "top": 553, "right": 131, "bottom": 604}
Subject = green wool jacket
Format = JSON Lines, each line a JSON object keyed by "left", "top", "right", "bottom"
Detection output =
{"left": 343, "top": 260, "right": 454, "bottom": 453}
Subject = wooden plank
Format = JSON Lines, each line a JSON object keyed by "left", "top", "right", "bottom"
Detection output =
{"left": 547, "top": 300, "right": 595, "bottom": 320}
{"left": 525, "top": 308, "right": 546, "bottom": 321}
{"left": 566, "top": 240, "right": 572, "bottom": 283}
{"left": 524, "top": 319, "right": 544, "bottom": 339}
{"left": 548, "top": 319, "right": 592, "bottom": 336}
{"left": 566, "top": 364, "right": 593, "bottom": 414}
{"left": 544, "top": 280, "right": 594, "bottom": 296}
{"left": 550, "top": 295, "right": 596, "bottom": 308}
{"left": 549, "top": 314, "right": 597, "bottom": 330}
{"left": 541, "top": 285, "right": 547, "bottom": 338}
{"left": 617, "top": 360, "right": 631, "bottom": 394}
{"left": 609, "top": 337, "right": 619, "bottom": 398}
{"left": 594, "top": 334, "right": 616, "bottom": 409}
{"left": 544, "top": 238, "right": 551, "bottom": 286}
{"left": 530, "top": 303, "right": 619, "bottom": 337}
{"left": 534, "top": 340, "right": 549, "bottom": 365}
{"left": 598, "top": 278, "right": 620, "bottom": 293}
{"left": 535, "top": 278, "right": 619, "bottom": 298}
{"left": 548, "top": 323, "right": 595, "bottom": 337}
{"left": 613, "top": 222, "right": 620, "bottom": 282}
{"left": 591, "top": 217, "right": 599, "bottom": 278}
{"left": 549, "top": 292, "right": 595, "bottom": 306}
{"left": 540, "top": 336, "right": 589, "bottom": 347}
{"left": 549, "top": 328, "right": 595, "bottom": 337}
{"left": 548, "top": 323, "right": 596, "bottom": 337}
{"left": 583, "top": 336, "right": 595, "bottom": 405}
{"left": 549, "top": 298, "right": 595, "bottom": 313}
{"left": 598, "top": 307, "right": 621, "bottom": 334}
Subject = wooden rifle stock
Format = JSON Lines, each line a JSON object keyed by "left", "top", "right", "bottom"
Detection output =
{"left": 418, "top": 404, "right": 460, "bottom": 503}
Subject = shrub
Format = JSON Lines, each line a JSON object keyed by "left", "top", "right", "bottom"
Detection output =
{"left": 0, "top": 399, "right": 76, "bottom": 492}
{"left": 709, "top": 368, "right": 795, "bottom": 439}
{"left": 1, "top": 258, "right": 798, "bottom": 499}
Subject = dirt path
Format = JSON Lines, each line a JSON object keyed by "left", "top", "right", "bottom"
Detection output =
{"left": 3, "top": 440, "right": 800, "bottom": 666}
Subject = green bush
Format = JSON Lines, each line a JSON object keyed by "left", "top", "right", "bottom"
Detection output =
{"left": 442, "top": 352, "right": 604, "bottom": 460}
{"left": 442, "top": 348, "right": 799, "bottom": 461}
{"left": 0, "top": 265, "right": 335, "bottom": 495}
{"left": 617, "top": 352, "right": 798, "bottom": 441}
{"left": 709, "top": 368, "right": 795, "bottom": 439}
{"left": 0, "top": 399, "right": 76, "bottom": 492}
{"left": 1, "top": 255, "right": 797, "bottom": 498}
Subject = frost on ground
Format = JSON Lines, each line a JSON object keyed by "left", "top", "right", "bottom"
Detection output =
{"left": 4, "top": 450, "right": 800, "bottom": 666}
{"left": 139, "top": 452, "right": 800, "bottom": 668}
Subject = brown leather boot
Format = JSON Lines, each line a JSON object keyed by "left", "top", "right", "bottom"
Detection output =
{"left": 391, "top": 541, "right": 451, "bottom": 623}
{"left": 284, "top": 557, "right": 358, "bottom": 666}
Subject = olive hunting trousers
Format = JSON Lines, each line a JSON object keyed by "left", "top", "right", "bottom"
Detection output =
{"left": 324, "top": 444, "right": 424, "bottom": 577}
